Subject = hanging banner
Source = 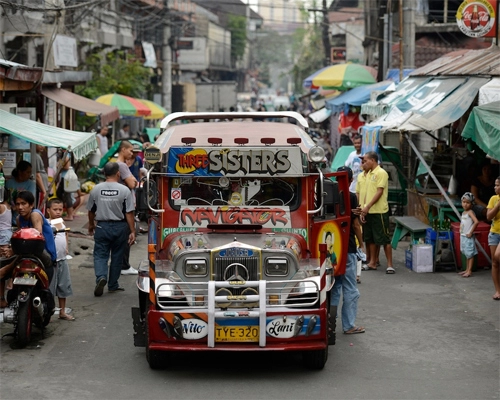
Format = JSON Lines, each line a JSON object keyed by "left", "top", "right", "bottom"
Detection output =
{"left": 456, "top": 0, "right": 497, "bottom": 38}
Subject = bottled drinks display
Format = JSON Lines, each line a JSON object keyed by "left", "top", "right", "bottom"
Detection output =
{"left": 432, "top": 218, "right": 451, "bottom": 231}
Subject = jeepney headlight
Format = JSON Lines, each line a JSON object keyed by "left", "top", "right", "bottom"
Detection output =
{"left": 308, "top": 145, "right": 325, "bottom": 163}
{"left": 184, "top": 259, "right": 208, "bottom": 276}
{"left": 215, "top": 288, "right": 232, "bottom": 308}
{"left": 265, "top": 258, "right": 288, "bottom": 276}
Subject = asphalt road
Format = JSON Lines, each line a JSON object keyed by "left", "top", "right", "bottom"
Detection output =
{"left": 1, "top": 218, "right": 499, "bottom": 400}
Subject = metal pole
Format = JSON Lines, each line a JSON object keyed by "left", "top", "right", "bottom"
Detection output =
{"left": 399, "top": 0, "right": 403, "bottom": 82}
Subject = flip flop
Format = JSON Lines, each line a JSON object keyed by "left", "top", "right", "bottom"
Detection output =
{"left": 59, "top": 314, "right": 75, "bottom": 321}
{"left": 386, "top": 267, "right": 395, "bottom": 274}
{"left": 362, "top": 264, "right": 377, "bottom": 271}
{"left": 493, "top": 296, "right": 500, "bottom": 301}
{"left": 344, "top": 326, "right": 365, "bottom": 334}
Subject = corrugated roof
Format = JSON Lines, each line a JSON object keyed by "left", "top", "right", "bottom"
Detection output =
{"left": 410, "top": 45, "right": 500, "bottom": 77}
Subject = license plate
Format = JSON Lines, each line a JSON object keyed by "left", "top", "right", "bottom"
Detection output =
{"left": 215, "top": 326, "right": 259, "bottom": 342}
{"left": 13, "top": 277, "right": 37, "bottom": 286}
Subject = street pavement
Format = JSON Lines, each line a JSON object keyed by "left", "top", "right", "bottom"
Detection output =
{"left": 1, "top": 206, "right": 499, "bottom": 399}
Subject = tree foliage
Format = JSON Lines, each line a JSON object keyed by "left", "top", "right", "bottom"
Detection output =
{"left": 290, "top": 25, "right": 324, "bottom": 93}
{"left": 74, "top": 50, "right": 152, "bottom": 130}
{"left": 227, "top": 15, "right": 247, "bottom": 63}
{"left": 76, "top": 50, "right": 152, "bottom": 99}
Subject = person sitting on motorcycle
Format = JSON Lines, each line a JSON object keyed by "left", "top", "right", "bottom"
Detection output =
{"left": 14, "top": 191, "right": 57, "bottom": 282}
{"left": 0, "top": 199, "right": 13, "bottom": 308}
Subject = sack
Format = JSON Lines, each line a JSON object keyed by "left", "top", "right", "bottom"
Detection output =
{"left": 63, "top": 167, "right": 79, "bottom": 193}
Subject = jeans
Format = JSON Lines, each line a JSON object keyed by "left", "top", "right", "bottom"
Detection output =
{"left": 331, "top": 253, "right": 360, "bottom": 332}
{"left": 93, "top": 221, "right": 129, "bottom": 291}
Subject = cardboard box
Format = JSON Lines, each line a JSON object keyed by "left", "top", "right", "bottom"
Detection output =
{"left": 412, "top": 244, "right": 433, "bottom": 273}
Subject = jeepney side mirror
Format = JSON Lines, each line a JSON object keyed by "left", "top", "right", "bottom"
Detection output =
{"left": 323, "top": 178, "right": 339, "bottom": 215}
{"left": 137, "top": 179, "right": 158, "bottom": 212}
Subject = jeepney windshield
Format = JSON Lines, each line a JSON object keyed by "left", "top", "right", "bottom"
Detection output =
{"left": 169, "top": 177, "right": 300, "bottom": 211}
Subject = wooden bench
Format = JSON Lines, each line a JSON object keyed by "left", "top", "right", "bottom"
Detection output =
{"left": 391, "top": 216, "right": 431, "bottom": 250}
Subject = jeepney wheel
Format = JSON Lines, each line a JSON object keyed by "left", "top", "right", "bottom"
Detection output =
{"left": 145, "top": 317, "right": 165, "bottom": 370}
{"left": 328, "top": 305, "right": 337, "bottom": 346}
{"left": 138, "top": 289, "right": 148, "bottom": 321}
{"left": 302, "top": 348, "right": 328, "bottom": 370}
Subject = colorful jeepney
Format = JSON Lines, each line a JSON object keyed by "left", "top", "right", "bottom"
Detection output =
{"left": 132, "top": 111, "right": 351, "bottom": 370}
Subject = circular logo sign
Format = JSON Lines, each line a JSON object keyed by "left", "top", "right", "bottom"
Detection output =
{"left": 144, "top": 146, "right": 162, "bottom": 164}
{"left": 456, "top": 0, "right": 496, "bottom": 38}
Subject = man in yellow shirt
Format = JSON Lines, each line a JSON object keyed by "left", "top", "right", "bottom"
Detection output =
{"left": 358, "top": 151, "right": 394, "bottom": 274}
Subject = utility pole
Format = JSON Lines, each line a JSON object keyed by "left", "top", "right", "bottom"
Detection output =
{"left": 308, "top": 1, "right": 331, "bottom": 67}
{"left": 321, "top": 0, "right": 330, "bottom": 66}
{"left": 162, "top": 7, "right": 172, "bottom": 114}
{"left": 402, "top": 0, "right": 415, "bottom": 69}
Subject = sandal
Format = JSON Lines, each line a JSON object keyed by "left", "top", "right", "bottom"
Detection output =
{"left": 362, "top": 264, "right": 377, "bottom": 271}
{"left": 386, "top": 267, "right": 396, "bottom": 274}
{"left": 356, "top": 277, "right": 361, "bottom": 284}
{"left": 59, "top": 314, "right": 75, "bottom": 321}
{"left": 344, "top": 326, "right": 365, "bottom": 334}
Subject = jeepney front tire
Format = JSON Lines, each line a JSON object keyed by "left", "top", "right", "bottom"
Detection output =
{"left": 138, "top": 289, "right": 148, "bottom": 321}
{"left": 328, "top": 305, "right": 337, "bottom": 346}
{"left": 146, "top": 318, "right": 165, "bottom": 370}
{"left": 303, "top": 348, "right": 328, "bottom": 370}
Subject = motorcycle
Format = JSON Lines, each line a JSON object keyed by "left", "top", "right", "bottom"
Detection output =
{"left": 2, "top": 227, "right": 64, "bottom": 347}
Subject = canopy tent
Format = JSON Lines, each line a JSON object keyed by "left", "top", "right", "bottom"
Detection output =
{"left": 360, "top": 77, "right": 430, "bottom": 118}
{"left": 309, "top": 108, "right": 332, "bottom": 124}
{"left": 478, "top": 78, "right": 500, "bottom": 105}
{"left": 325, "top": 80, "right": 394, "bottom": 114}
{"left": 0, "top": 109, "right": 97, "bottom": 160}
{"left": 462, "top": 100, "right": 500, "bottom": 162}
{"left": 364, "top": 77, "right": 490, "bottom": 132}
{"left": 42, "top": 88, "right": 119, "bottom": 126}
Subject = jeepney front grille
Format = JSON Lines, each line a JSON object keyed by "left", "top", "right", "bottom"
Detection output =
{"left": 214, "top": 257, "right": 259, "bottom": 281}
{"left": 155, "top": 280, "right": 320, "bottom": 309}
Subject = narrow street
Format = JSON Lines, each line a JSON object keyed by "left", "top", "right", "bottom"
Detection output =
{"left": 1, "top": 212, "right": 498, "bottom": 400}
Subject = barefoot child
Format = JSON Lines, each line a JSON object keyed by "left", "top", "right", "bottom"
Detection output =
{"left": 47, "top": 198, "right": 75, "bottom": 320}
{"left": 459, "top": 192, "right": 479, "bottom": 278}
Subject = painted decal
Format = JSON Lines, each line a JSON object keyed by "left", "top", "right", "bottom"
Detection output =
{"left": 171, "top": 188, "right": 182, "bottom": 201}
{"left": 162, "top": 227, "right": 197, "bottom": 242}
{"left": 317, "top": 221, "right": 343, "bottom": 275}
{"left": 272, "top": 227, "right": 308, "bottom": 243}
{"left": 219, "top": 248, "right": 254, "bottom": 257}
{"left": 456, "top": 0, "right": 496, "bottom": 38}
{"left": 181, "top": 318, "right": 208, "bottom": 340}
{"left": 266, "top": 315, "right": 321, "bottom": 338}
{"left": 179, "top": 206, "right": 292, "bottom": 228}
{"left": 168, "top": 147, "right": 303, "bottom": 176}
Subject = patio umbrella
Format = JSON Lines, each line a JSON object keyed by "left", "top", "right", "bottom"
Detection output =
{"left": 137, "top": 99, "right": 168, "bottom": 120}
{"left": 311, "top": 63, "right": 377, "bottom": 91}
{"left": 94, "top": 94, "right": 151, "bottom": 117}
{"left": 303, "top": 66, "right": 330, "bottom": 90}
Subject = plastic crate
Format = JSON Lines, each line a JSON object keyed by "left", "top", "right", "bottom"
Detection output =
{"left": 405, "top": 248, "right": 413, "bottom": 270}
{"left": 425, "top": 229, "right": 453, "bottom": 255}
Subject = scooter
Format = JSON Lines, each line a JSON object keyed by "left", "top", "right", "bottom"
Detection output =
{"left": 2, "top": 227, "right": 61, "bottom": 348}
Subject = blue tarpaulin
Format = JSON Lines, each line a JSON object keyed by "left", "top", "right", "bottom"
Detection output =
{"left": 325, "top": 81, "right": 393, "bottom": 114}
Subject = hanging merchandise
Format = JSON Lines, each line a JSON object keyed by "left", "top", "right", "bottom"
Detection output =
{"left": 64, "top": 167, "right": 80, "bottom": 193}
{"left": 88, "top": 148, "right": 102, "bottom": 167}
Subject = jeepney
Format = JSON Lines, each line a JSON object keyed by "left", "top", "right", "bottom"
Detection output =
{"left": 132, "top": 111, "right": 351, "bottom": 370}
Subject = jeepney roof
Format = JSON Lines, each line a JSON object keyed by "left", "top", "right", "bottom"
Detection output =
{"left": 155, "top": 120, "right": 316, "bottom": 154}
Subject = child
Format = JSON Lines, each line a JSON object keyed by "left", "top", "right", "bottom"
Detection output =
{"left": 46, "top": 198, "right": 75, "bottom": 320}
{"left": 459, "top": 192, "right": 479, "bottom": 278}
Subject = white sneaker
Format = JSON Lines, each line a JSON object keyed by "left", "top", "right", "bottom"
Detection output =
{"left": 121, "top": 267, "right": 138, "bottom": 275}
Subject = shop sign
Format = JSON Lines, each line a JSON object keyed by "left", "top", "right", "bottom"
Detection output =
{"left": 456, "top": 0, "right": 497, "bottom": 38}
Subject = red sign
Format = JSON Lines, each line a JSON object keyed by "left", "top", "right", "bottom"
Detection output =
{"left": 456, "top": 0, "right": 497, "bottom": 38}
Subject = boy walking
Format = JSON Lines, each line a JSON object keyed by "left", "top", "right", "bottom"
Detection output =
{"left": 459, "top": 192, "right": 479, "bottom": 278}
{"left": 47, "top": 198, "right": 75, "bottom": 320}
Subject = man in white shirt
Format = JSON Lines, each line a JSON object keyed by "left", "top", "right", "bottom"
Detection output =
{"left": 118, "top": 124, "right": 131, "bottom": 140}
{"left": 345, "top": 135, "right": 362, "bottom": 194}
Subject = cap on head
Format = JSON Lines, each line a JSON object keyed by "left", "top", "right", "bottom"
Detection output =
{"left": 337, "top": 165, "right": 353, "bottom": 181}
{"left": 132, "top": 143, "right": 142, "bottom": 152}
{"left": 461, "top": 192, "right": 475, "bottom": 203}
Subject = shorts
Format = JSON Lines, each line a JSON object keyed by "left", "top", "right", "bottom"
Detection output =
{"left": 460, "top": 235, "right": 477, "bottom": 259}
{"left": 0, "top": 229, "right": 12, "bottom": 246}
{"left": 49, "top": 258, "right": 73, "bottom": 298}
{"left": 363, "top": 212, "right": 391, "bottom": 245}
{"left": 488, "top": 232, "right": 500, "bottom": 247}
